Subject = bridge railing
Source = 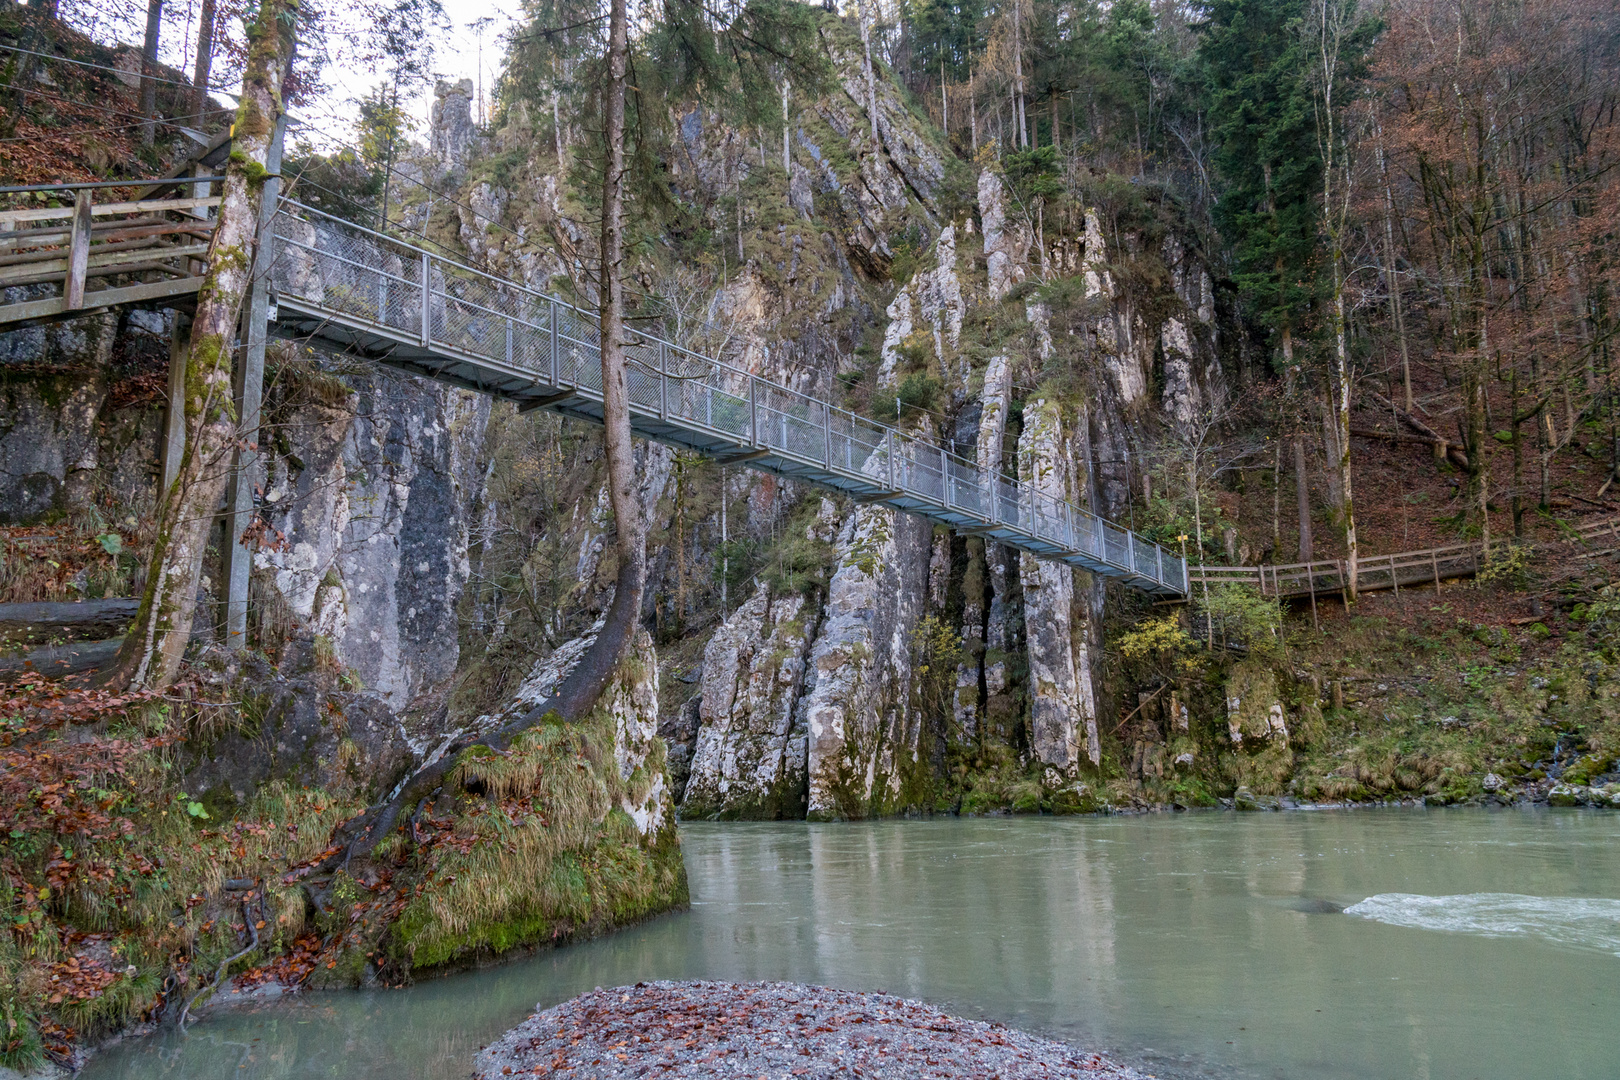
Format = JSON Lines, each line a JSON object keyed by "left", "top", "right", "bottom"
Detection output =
{"left": 267, "top": 199, "right": 1187, "bottom": 595}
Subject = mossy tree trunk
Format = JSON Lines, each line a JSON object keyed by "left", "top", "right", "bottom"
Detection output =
{"left": 103, "top": 0, "right": 297, "bottom": 692}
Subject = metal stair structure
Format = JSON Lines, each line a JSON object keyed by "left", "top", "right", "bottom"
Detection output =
{"left": 0, "top": 178, "right": 1188, "bottom": 599}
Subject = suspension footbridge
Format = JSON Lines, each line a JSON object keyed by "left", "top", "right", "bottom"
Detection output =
{"left": 0, "top": 177, "right": 1190, "bottom": 635}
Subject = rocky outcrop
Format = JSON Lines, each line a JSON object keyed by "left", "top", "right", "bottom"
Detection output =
{"left": 255, "top": 367, "right": 490, "bottom": 722}
{"left": 799, "top": 493, "right": 934, "bottom": 820}
{"left": 1016, "top": 398, "right": 1100, "bottom": 771}
{"left": 0, "top": 310, "right": 162, "bottom": 525}
{"left": 978, "top": 171, "right": 1030, "bottom": 302}
{"left": 682, "top": 583, "right": 815, "bottom": 818}
{"left": 430, "top": 78, "right": 477, "bottom": 172}
{"left": 473, "top": 624, "right": 676, "bottom": 839}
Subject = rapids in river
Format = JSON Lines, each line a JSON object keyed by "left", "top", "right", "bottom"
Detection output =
{"left": 82, "top": 808, "right": 1620, "bottom": 1080}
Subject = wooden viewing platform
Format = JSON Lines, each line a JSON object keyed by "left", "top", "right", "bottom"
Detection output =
{"left": 0, "top": 179, "right": 222, "bottom": 328}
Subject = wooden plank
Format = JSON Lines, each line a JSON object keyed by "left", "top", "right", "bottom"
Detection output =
{"left": 0, "top": 229, "right": 207, "bottom": 268}
{"left": 64, "top": 192, "right": 91, "bottom": 309}
{"left": 0, "top": 275, "right": 206, "bottom": 324}
{"left": 0, "top": 599, "right": 138, "bottom": 646}
{"left": 0, "top": 243, "right": 213, "bottom": 287}
{"left": 0, "top": 196, "right": 221, "bottom": 226}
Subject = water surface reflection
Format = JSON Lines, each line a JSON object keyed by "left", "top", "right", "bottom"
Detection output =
{"left": 83, "top": 810, "right": 1620, "bottom": 1080}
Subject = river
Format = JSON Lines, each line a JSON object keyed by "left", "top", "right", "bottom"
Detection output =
{"left": 82, "top": 808, "right": 1620, "bottom": 1080}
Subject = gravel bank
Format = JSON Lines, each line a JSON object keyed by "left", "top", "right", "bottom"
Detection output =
{"left": 473, "top": 980, "right": 1149, "bottom": 1079}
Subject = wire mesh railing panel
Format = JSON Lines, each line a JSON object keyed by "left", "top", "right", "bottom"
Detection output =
{"left": 1102, "top": 524, "right": 1130, "bottom": 568}
{"left": 945, "top": 460, "right": 985, "bottom": 516}
{"left": 1133, "top": 541, "right": 1158, "bottom": 579}
{"left": 1074, "top": 512, "right": 1100, "bottom": 559}
{"left": 995, "top": 479, "right": 1021, "bottom": 529}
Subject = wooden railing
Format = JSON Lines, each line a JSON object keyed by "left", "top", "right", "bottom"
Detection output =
{"left": 0, "top": 184, "right": 219, "bottom": 326}
{"left": 1189, "top": 515, "right": 1620, "bottom": 599}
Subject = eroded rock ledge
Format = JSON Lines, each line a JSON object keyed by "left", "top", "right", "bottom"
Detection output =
{"left": 473, "top": 980, "right": 1146, "bottom": 1079}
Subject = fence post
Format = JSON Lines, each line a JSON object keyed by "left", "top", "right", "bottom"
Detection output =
{"left": 65, "top": 191, "right": 92, "bottom": 309}
{"left": 419, "top": 252, "right": 431, "bottom": 346}
{"left": 658, "top": 340, "right": 668, "bottom": 420}
{"left": 549, "top": 297, "right": 560, "bottom": 386}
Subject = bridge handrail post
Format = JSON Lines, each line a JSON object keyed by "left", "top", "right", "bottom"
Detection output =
{"left": 419, "top": 252, "right": 431, "bottom": 346}
{"left": 750, "top": 376, "right": 759, "bottom": 447}
{"left": 658, "top": 339, "right": 669, "bottom": 420}
{"left": 1155, "top": 544, "right": 1164, "bottom": 587}
{"left": 823, "top": 404, "right": 832, "bottom": 469}
{"left": 549, "top": 297, "right": 560, "bottom": 385}
{"left": 1126, "top": 530, "right": 1136, "bottom": 578}
{"left": 886, "top": 430, "right": 895, "bottom": 491}
{"left": 940, "top": 446, "right": 949, "bottom": 506}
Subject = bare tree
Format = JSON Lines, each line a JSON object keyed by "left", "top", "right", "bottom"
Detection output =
{"left": 1307, "top": 0, "right": 1360, "bottom": 597}
{"left": 139, "top": 0, "right": 163, "bottom": 146}
{"left": 193, "top": 0, "right": 217, "bottom": 119}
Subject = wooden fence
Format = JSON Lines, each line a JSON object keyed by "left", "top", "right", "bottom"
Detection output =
{"left": 0, "top": 190, "right": 218, "bottom": 326}
{"left": 1188, "top": 515, "right": 1620, "bottom": 600}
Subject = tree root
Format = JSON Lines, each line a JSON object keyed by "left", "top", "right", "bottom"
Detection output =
{"left": 179, "top": 892, "right": 262, "bottom": 1029}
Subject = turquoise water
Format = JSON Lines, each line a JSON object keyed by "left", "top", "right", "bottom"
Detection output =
{"left": 82, "top": 809, "right": 1620, "bottom": 1079}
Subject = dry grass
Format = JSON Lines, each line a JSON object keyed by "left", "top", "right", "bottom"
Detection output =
{"left": 394, "top": 703, "right": 683, "bottom": 970}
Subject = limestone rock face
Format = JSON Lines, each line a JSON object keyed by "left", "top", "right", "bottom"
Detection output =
{"left": 0, "top": 312, "right": 128, "bottom": 523}
{"left": 181, "top": 647, "right": 412, "bottom": 807}
{"left": 877, "top": 225, "right": 965, "bottom": 389}
{"left": 256, "top": 369, "right": 490, "bottom": 721}
{"left": 978, "top": 170, "right": 1030, "bottom": 301}
{"left": 798, "top": 496, "right": 933, "bottom": 820}
{"left": 1016, "top": 398, "right": 1100, "bottom": 771}
{"left": 682, "top": 584, "right": 815, "bottom": 818}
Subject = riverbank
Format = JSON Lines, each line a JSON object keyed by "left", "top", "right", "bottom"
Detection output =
{"left": 473, "top": 981, "right": 1148, "bottom": 1079}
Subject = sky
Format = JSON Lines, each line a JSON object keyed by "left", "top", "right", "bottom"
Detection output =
{"left": 313, "top": 0, "right": 522, "bottom": 151}
{"left": 58, "top": 0, "right": 521, "bottom": 154}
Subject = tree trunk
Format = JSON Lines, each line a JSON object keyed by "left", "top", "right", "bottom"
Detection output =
{"left": 1283, "top": 327, "right": 1313, "bottom": 562}
{"left": 1294, "top": 436, "right": 1313, "bottom": 562}
{"left": 1011, "top": 0, "right": 1027, "bottom": 147}
{"left": 782, "top": 78, "right": 791, "bottom": 174}
{"left": 304, "top": 0, "right": 645, "bottom": 872}
{"left": 139, "top": 0, "right": 164, "bottom": 147}
{"left": 192, "top": 0, "right": 216, "bottom": 120}
{"left": 101, "top": 0, "right": 296, "bottom": 692}
{"left": 1374, "top": 126, "right": 1412, "bottom": 411}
